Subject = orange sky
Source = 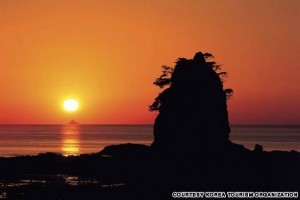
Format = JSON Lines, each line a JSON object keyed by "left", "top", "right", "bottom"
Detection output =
{"left": 0, "top": 0, "right": 299, "bottom": 124}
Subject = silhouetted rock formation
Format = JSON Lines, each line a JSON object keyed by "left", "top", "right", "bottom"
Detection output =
{"left": 69, "top": 120, "right": 79, "bottom": 125}
{"left": 100, "top": 143, "right": 151, "bottom": 158}
{"left": 150, "top": 52, "right": 233, "bottom": 155}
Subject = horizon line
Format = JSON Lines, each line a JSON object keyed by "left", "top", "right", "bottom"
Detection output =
{"left": 0, "top": 123, "right": 299, "bottom": 126}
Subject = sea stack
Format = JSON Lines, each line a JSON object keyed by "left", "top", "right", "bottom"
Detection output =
{"left": 151, "top": 52, "right": 232, "bottom": 155}
{"left": 69, "top": 120, "right": 79, "bottom": 125}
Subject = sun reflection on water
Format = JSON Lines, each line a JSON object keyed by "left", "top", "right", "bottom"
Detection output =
{"left": 61, "top": 124, "right": 80, "bottom": 156}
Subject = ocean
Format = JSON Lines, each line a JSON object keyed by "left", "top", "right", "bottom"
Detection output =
{"left": 0, "top": 124, "right": 299, "bottom": 157}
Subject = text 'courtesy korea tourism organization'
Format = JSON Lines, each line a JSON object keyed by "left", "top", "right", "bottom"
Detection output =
{"left": 172, "top": 191, "right": 298, "bottom": 199}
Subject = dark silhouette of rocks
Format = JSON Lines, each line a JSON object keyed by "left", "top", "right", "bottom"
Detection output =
{"left": 254, "top": 143, "right": 264, "bottom": 152}
{"left": 0, "top": 145, "right": 300, "bottom": 199}
{"left": 99, "top": 143, "right": 151, "bottom": 158}
{"left": 150, "top": 52, "right": 232, "bottom": 155}
{"left": 69, "top": 120, "right": 79, "bottom": 125}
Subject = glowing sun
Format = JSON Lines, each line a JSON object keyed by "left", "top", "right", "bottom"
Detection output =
{"left": 63, "top": 99, "right": 79, "bottom": 112}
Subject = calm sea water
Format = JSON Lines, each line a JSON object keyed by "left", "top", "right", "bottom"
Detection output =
{"left": 0, "top": 124, "right": 299, "bottom": 157}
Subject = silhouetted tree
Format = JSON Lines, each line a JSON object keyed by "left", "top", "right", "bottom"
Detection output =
{"left": 150, "top": 52, "right": 233, "bottom": 111}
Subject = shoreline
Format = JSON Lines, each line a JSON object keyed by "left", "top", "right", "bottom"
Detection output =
{"left": 0, "top": 143, "right": 300, "bottom": 198}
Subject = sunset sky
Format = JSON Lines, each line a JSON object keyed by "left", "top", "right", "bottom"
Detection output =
{"left": 0, "top": 0, "right": 299, "bottom": 124}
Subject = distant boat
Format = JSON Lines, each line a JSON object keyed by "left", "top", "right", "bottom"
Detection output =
{"left": 68, "top": 120, "right": 79, "bottom": 125}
